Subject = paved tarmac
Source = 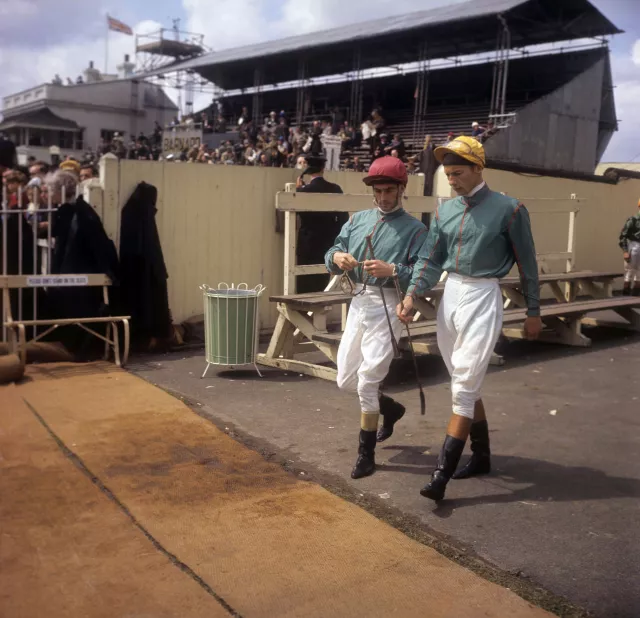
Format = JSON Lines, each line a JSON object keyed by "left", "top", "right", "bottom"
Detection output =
{"left": 131, "top": 326, "right": 640, "bottom": 618}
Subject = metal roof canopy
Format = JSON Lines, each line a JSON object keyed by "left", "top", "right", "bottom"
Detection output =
{"left": 213, "top": 46, "right": 608, "bottom": 111}
{"left": 145, "top": 0, "right": 621, "bottom": 91}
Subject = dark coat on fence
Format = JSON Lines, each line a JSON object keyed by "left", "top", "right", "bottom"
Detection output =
{"left": 119, "top": 181, "right": 172, "bottom": 343}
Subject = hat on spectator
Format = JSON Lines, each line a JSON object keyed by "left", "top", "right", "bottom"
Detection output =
{"left": 303, "top": 154, "right": 326, "bottom": 175}
{"left": 434, "top": 136, "right": 485, "bottom": 169}
{"left": 59, "top": 159, "right": 81, "bottom": 176}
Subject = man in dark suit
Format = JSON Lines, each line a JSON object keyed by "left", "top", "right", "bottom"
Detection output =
{"left": 296, "top": 154, "right": 343, "bottom": 194}
{"left": 295, "top": 155, "right": 347, "bottom": 292}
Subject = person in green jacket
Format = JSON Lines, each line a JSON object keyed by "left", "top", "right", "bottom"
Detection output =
{"left": 398, "top": 136, "right": 543, "bottom": 502}
{"left": 619, "top": 200, "right": 640, "bottom": 296}
{"left": 325, "top": 156, "right": 427, "bottom": 480}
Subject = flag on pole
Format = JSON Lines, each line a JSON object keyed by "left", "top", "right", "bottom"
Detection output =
{"left": 107, "top": 15, "right": 133, "bottom": 35}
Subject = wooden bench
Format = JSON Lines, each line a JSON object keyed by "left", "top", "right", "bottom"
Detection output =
{"left": 314, "top": 296, "right": 640, "bottom": 351}
{"left": 258, "top": 273, "right": 638, "bottom": 381}
{"left": 1, "top": 274, "right": 131, "bottom": 370}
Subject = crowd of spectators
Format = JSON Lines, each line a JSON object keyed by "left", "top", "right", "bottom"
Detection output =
{"left": 0, "top": 140, "right": 98, "bottom": 216}
{"left": 6, "top": 98, "right": 500, "bottom": 179}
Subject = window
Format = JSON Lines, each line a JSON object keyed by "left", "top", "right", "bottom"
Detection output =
{"left": 28, "top": 129, "right": 46, "bottom": 147}
{"left": 59, "top": 131, "right": 74, "bottom": 149}
{"left": 74, "top": 129, "right": 84, "bottom": 151}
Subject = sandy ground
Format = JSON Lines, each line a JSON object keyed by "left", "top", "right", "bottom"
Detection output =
{"left": 0, "top": 363, "right": 552, "bottom": 618}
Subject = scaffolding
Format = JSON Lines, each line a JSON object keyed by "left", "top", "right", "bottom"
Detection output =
{"left": 135, "top": 20, "right": 210, "bottom": 116}
{"left": 489, "top": 14, "right": 512, "bottom": 128}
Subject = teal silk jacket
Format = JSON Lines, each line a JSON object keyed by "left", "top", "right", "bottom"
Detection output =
{"left": 325, "top": 207, "right": 427, "bottom": 293}
{"left": 408, "top": 185, "right": 541, "bottom": 317}
{"left": 619, "top": 213, "right": 640, "bottom": 251}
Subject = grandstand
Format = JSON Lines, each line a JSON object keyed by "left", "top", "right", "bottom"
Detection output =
{"left": 140, "top": 0, "right": 620, "bottom": 176}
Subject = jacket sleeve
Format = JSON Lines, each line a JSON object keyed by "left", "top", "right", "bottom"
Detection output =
{"left": 406, "top": 214, "right": 445, "bottom": 298}
{"left": 619, "top": 217, "right": 634, "bottom": 252}
{"left": 395, "top": 227, "right": 427, "bottom": 293}
{"left": 508, "top": 203, "right": 540, "bottom": 318}
{"left": 325, "top": 216, "right": 352, "bottom": 274}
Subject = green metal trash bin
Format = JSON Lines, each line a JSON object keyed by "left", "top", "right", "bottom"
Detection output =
{"left": 200, "top": 283, "right": 266, "bottom": 378}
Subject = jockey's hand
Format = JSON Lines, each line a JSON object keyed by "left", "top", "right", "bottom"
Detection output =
{"left": 333, "top": 252, "right": 359, "bottom": 271}
{"left": 524, "top": 316, "right": 543, "bottom": 341}
{"left": 623, "top": 251, "right": 630, "bottom": 262}
{"left": 363, "top": 260, "right": 394, "bottom": 278}
{"left": 397, "top": 296, "right": 414, "bottom": 324}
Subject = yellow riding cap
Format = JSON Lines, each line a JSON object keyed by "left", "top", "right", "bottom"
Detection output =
{"left": 434, "top": 136, "right": 486, "bottom": 169}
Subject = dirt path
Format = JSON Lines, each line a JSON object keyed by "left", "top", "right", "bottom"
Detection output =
{"left": 1, "top": 363, "right": 551, "bottom": 618}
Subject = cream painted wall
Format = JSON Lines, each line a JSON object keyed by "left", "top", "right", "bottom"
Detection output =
{"left": 100, "top": 161, "right": 637, "bottom": 329}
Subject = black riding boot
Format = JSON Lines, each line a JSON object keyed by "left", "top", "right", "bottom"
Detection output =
{"left": 622, "top": 282, "right": 632, "bottom": 296}
{"left": 420, "top": 435, "right": 466, "bottom": 501}
{"left": 351, "top": 430, "right": 377, "bottom": 479}
{"left": 452, "top": 420, "right": 491, "bottom": 480}
{"left": 377, "top": 394, "right": 406, "bottom": 442}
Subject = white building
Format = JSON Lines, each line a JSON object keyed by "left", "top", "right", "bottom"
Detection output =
{"left": 0, "top": 58, "right": 178, "bottom": 162}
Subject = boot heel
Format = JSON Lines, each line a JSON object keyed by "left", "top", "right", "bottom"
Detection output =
{"left": 420, "top": 435, "right": 466, "bottom": 501}
{"left": 351, "top": 429, "right": 377, "bottom": 479}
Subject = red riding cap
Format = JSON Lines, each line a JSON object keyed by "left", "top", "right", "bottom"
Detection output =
{"left": 363, "top": 156, "right": 408, "bottom": 187}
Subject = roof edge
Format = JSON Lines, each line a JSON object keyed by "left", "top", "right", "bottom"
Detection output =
{"left": 486, "top": 159, "right": 618, "bottom": 184}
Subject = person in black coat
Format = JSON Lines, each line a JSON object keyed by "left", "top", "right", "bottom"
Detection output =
{"left": 45, "top": 173, "right": 120, "bottom": 359}
{"left": 294, "top": 155, "right": 347, "bottom": 293}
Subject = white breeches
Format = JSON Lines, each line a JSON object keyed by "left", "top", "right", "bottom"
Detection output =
{"left": 624, "top": 241, "right": 640, "bottom": 283}
{"left": 437, "top": 273, "right": 503, "bottom": 419}
{"left": 336, "top": 286, "right": 404, "bottom": 412}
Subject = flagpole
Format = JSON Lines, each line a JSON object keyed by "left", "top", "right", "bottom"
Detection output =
{"left": 104, "top": 16, "right": 109, "bottom": 75}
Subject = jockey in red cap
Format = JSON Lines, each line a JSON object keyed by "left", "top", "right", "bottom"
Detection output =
{"left": 324, "top": 156, "right": 427, "bottom": 479}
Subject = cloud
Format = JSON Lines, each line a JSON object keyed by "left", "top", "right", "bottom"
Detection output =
{"left": 602, "top": 40, "right": 640, "bottom": 161}
{"left": 0, "top": 18, "right": 163, "bottom": 100}
{"left": 632, "top": 39, "right": 640, "bottom": 66}
{"left": 0, "top": 0, "right": 105, "bottom": 50}
{"left": 182, "top": 0, "right": 467, "bottom": 51}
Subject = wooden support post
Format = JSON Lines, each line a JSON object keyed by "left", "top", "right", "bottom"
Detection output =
{"left": 414, "top": 297, "right": 437, "bottom": 320}
{"left": 578, "top": 279, "right": 607, "bottom": 300}
{"left": 602, "top": 280, "right": 614, "bottom": 298}
{"left": 564, "top": 209, "right": 577, "bottom": 300}
{"left": 548, "top": 281, "right": 568, "bottom": 304}
{"left": 502, "top": 287, "right": 527, "bottom": 308}
{"left": 542, "top": 316, "right": 591, "bottom": 347}
{"left": 278, "top": 304, "right": 339, "bottom": 362}
{"left": 283, "top": 211, "right": 297, "bottom": 295}
{"left": 264, "top": 313, "right": 296, "bottom": 359}
{"left": 256, "top": 355, "right": 338, "bottom": 381}
{"left": 613, "top": 307, "right": 640, "bottom": 331}
{"left": 99, "top": 154, "right": 120, "bottom": 249}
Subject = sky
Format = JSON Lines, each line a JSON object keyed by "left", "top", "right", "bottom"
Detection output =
{"left": 0, "top": 0, "right": 638, "bottom": 162}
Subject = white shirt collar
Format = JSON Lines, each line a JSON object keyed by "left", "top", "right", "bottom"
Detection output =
{"left": 464, "top": 181, "right": 486, "bottom": 198}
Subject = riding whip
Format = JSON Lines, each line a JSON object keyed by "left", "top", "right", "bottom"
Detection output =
{"left": 365, "top": 235, "right": 426, "bottom": 415}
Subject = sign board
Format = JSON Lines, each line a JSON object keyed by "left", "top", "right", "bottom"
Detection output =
{"left": 162, "top": 128, "right": 203, "bottom": 157}
{"left": 27, "top": 276, "right": 89, "bottom": 287}
{"left": 321, "top": 135, "right": 342, "bottom": 172}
